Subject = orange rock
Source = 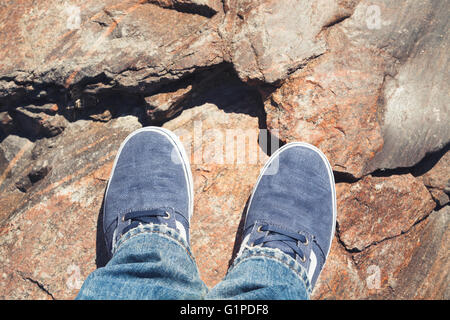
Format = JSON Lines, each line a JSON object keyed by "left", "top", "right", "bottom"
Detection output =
{"left": 337, "top": 174, "right": 435, "bottom": 252}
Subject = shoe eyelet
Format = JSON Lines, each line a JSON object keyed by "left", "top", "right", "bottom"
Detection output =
{"left": 257, "top": 226, "right": 263, "bottom": 233}
{"left": 163, "top": 211, "right": 171, "bottom": 219}
{"left": 298, "top": 232, "right": 308, "bottom": 246}
{"left": 300, "top": 255, "right": 306, "bottom": 263}
{"left": 121, "top": 216, "right": 125, "bottom": 222}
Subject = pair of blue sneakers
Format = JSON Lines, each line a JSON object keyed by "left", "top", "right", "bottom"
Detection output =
{"left": 103, "top": 127, "right": 336, "bottom": 290}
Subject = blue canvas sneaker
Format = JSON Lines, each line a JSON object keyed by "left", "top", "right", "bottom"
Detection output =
{"left": 237, "top": 142, "right": 336, "bottom": 290}
{"left": 102, "top": 127, "right": 194, "bottom": 257}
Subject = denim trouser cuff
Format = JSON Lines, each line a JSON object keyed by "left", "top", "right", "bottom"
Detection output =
{"left": 230, "top": 246, "right": 312, "bottom": 296}
{"left": 114, "top": 223, "right": 195, "bottom": 261}
{"left": 87, "top": 223, "right": 312, "bottom": 299}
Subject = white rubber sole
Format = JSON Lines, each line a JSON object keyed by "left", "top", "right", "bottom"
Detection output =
{"left": 245, "top": 142, "right": 337, "bottom": 259}
{"left": 104, "top": 126, "right": 194, "bottom": 222}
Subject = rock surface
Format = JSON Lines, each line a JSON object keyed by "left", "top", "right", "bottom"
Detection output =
{"left": 0, "top": 0, "right": 448, "bottom": 299}
{"left": 360, "top": 0, "right": 450, "bottom": 172}
{"left": 265, "top": 0, "right": 449, "bottom": 177}
{"left": 414, "top": 149, "right": 450, "bottom": 207}
{"left": 144, "top": 83, "right": 193, "bottom": 122}
{"left": 221, "top": 0, "right": 357, "bottom": 83}
{"left": 351, "top": 205, "right": 449, "bottom": 300}
{"left": 0, "top": 117, "right": 142, "bottom": 299}
{"left": 0, "top": 0, "right": 224, "bottom": 108}
{"left": 313, "top": 205, "right": 449, "bottom": 299}
{"left": 264, "top": 52, "right": 385, "bottom": 177}
{"left": 336, "top": 174, "right": 435, "bottom": 252}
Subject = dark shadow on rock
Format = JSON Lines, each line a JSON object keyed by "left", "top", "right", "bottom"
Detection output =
{"left": 181, "top": 64, "right": 264, "bottom": 117}
{"left": 370, "top": 142, "right": 450, "bottom": 179}
{"left": 333, "top": 171, "right": 360, "bottom": 184}
{"left": 147, "top": 0, "right": 219, "bottom": 18}
{"left": 174, "top": 63, "right": 284, "bottom": 158}
{"left": 256, "top": 114, "right": 285, "bottom": 157}
{"left": 411, "top": 142, "right": 449, "bottom": 177}
{"left": 95, "top": 188, "right": 110, "bottom": 269}
{"left": 227, "top": 196, "right": 251, "bottom": 270}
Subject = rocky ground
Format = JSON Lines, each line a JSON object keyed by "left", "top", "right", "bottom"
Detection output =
{"left": 0, "top": 0, "right": 448, "bottom": 299}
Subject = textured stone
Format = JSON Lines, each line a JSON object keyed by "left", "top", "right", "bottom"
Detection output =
{"left": 0, "top": 0, "right": 224, "bottom": 106}
{"left": 428, "top": 189, "right": 449, "bottom": 208}
{"left": 89, "top": 109, "right": 113, "bottom": 122}
{"left": 14, "top": 107, "right": 67, "bottom": 138}
{"left": 352, "top": 206, "right": 449, "bottom": 299}
{"left": 336, "top": 174, "right": 435, "bottom": 251}
{"left": 221, "top": 0, "right": 356, "bottom": 83}
{"left": 415, "top": 150, "right": 450, "bottom": 207}
{"left": 0, "top": 111, "right": 14, "bottom": 136}
{"left": 0, "top": 135, "right": 34, "bottom": 224}
{"left": 0, "top": 116, "right": 142, "bottom": 299}
{"left": 357, "top": 1, "right": 450, "bottom": 172}
{"left": 313, "top": 194, "right": 448, "bottom": 300}
{"left": 144, "top": 84, "right": 193, "bottom": 121}
{"left": 419, "top": 151, "right": 450, "bottom": 191}
{"left": 264, "top": 0, "right": 449, "bottom": 177}
{"left": 312, "top": 237, "right": 368, "bottom": 300}
{"left": 21, "top": 104, "right": 59, "bottom": 115}
{"left": 264, "top": 48, "right": 385, "bottom": 177}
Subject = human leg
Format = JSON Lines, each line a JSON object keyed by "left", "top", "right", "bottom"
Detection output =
{"left": 207, "top": 142, "right": 336, "bottom": 300}
{"left": 76, "top": 127, "right": 207, "bottom": 300}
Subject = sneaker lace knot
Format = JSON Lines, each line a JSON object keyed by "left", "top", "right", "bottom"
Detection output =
{"left": 253, "top": 224, "right": 309, "bottom": 262}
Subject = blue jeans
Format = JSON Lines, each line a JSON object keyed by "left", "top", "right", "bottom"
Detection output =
{"left": 76, "top": 224, "right": 311, "bottom": 300}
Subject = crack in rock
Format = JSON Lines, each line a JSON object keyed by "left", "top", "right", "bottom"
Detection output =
{"left": 17, "top": 271, "right": 56, "bottom": 300}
